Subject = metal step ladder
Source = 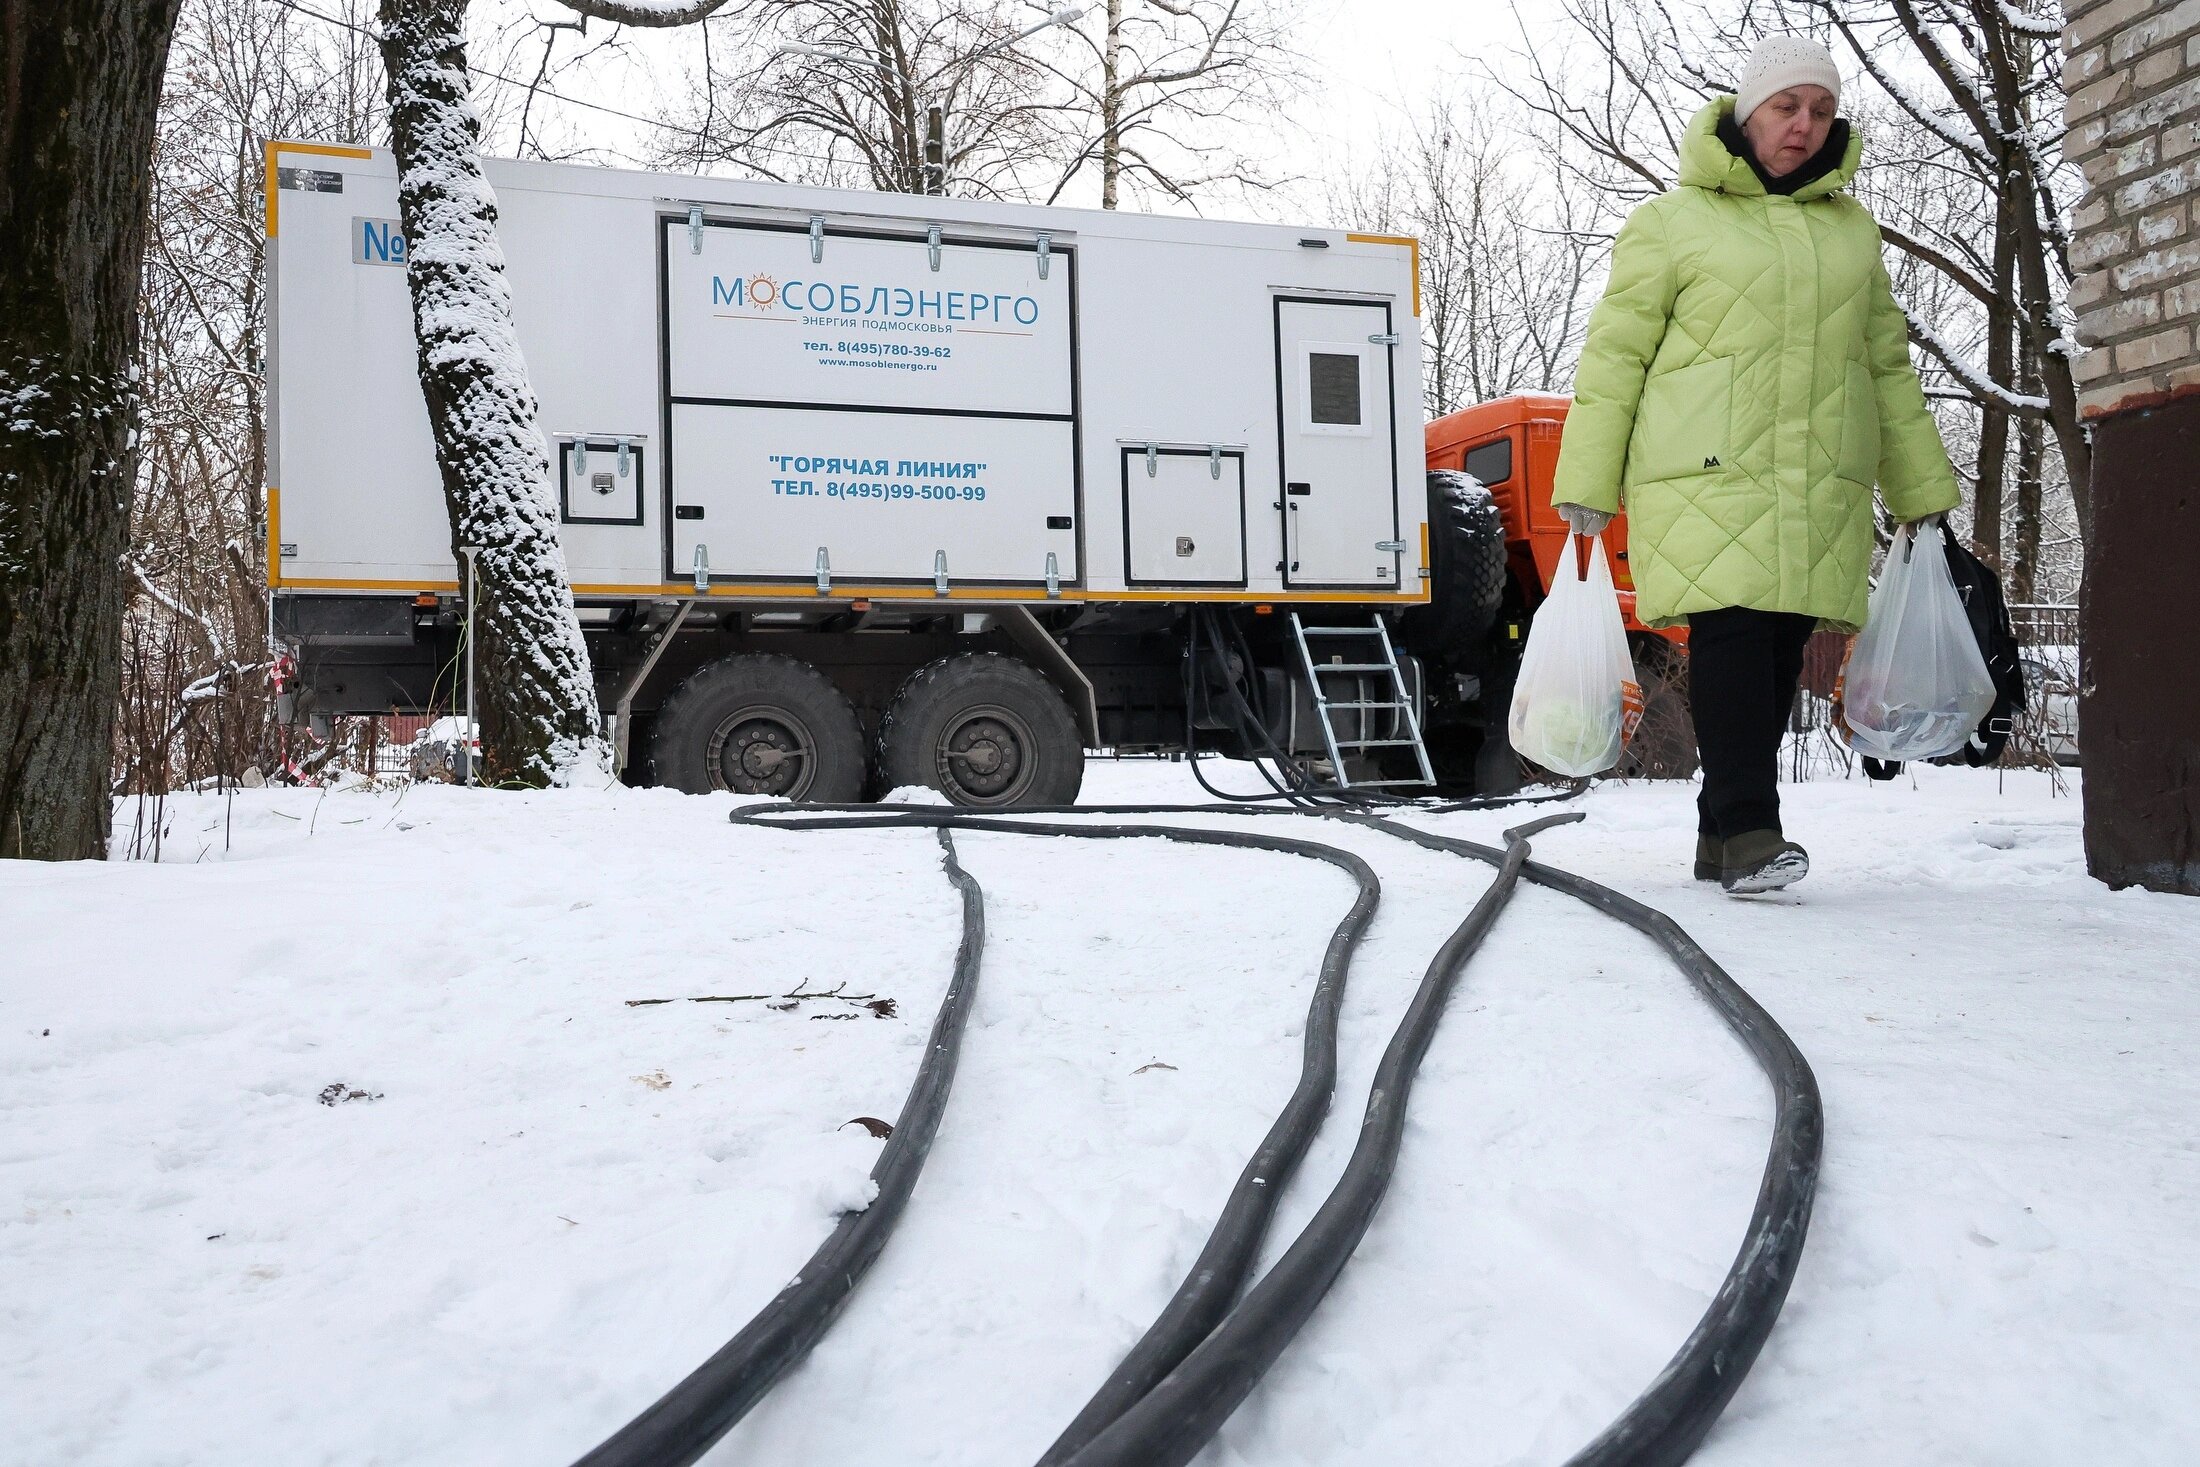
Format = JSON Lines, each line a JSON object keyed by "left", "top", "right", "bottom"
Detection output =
{"left": 1286, "top": 613, "right": 1435, "bottom": 790}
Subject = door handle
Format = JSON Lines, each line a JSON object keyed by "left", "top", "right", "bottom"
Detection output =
{"left": 1287, "top": 501, "right": 1301, "bottom": 573}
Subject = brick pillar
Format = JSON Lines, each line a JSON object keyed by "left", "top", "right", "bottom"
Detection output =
{"left": 2066, "top": 0, "right": 2200, "bottom": 894}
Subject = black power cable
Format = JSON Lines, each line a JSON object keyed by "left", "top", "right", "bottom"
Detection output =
{"left": 567, "top": 827, "right": 985, "bottom": 1467}
{"left": 570, "top": 796, "right": 1820, "bottom": 1467}
{"left": 569, "top": 809, "right": 1387, "bottom": 1467}
{"left": 1044, "top": 809, "right": 1581, "bottom": 1467}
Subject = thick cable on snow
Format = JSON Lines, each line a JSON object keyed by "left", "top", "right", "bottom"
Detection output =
{"left": 1051, "top": 811, "right": 1578, "bottom": 1467}
{"left": 567, "top": 828, "right": 985, "bottom": 1467}
{"left": 571, "top": 806, "right": 1388, "bottom": 1466}
{"left": 579, "top": 794, "right": 1820, "bottom": 1467}
{"left": 1328, "top": 811, "right": 1825, "bottom": 1467}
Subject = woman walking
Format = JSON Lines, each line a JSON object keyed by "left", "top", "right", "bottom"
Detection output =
{"left": 1551, "top": 34, "right": 1958, "bottom": 894}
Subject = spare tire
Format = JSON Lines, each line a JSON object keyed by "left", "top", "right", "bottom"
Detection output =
{"left": 1398, "top": 469, "right": 1507, "bottom": 658}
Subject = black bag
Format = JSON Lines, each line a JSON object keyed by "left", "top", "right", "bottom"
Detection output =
{"left": 1859, "top": 522, "right": 2026, "bottom": 780}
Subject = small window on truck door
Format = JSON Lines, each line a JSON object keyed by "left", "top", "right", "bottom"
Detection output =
{"left": 1462, "top": 438, "right": 1512, "bottom": 487}
{"left": 1307, "top": 352, "right": 1363, "bottom": 425}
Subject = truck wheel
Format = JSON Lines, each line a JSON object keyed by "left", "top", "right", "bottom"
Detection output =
{"left": 877, "top": 653, "right": 1084, "bottom": 808}
{"left": 647, "top": 653, "right": 866, "bottom": 801}
{"left": 1398, "top": 469, "right": 1506, "bottom": 657}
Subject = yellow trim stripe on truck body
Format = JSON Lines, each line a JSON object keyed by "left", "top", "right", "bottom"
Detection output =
{"left": 1345, "top": 232, "right": 1421, "bottom": 317}
{"left": 263, "top": 140, "right": 375, "bottom": 238}
{"left": 270, "top": 580, "right": 1430, "bottom": 604}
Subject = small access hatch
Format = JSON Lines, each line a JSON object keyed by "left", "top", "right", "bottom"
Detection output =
{"left": 1122, "top": 446, "right": 1246, "bottom": 586}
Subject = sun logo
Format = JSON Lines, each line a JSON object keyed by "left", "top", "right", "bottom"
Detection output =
{"left": 748, "top": 274, "right": 779, "bottom": 308}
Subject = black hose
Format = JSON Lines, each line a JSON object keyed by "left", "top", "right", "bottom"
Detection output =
{"left": 567, "top": 829, "right": 986, "bottom": 1467}
{"left": 576, "top": 795, "right": 1820, "bottom": 1467}
{"left": 1049, "top": 811, "right": 1580, "bottom": 1467}
{"left": 571, "top": 808, "right": 1387, "bottom": 1466}
{"left": 1323, "top": 810, "right": 1824, "bottom": 1467}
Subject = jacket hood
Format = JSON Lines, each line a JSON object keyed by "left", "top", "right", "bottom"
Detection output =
{"left": 1676, "top": 96, "right": 1861, "bottom": 200}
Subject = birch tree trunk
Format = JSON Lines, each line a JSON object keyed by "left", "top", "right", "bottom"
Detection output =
{"left": 378, "top": 0, "right": 607, "bottom": 786}
{"left": 1099, "top": 0, "right": 1122, "bottom": 209}
{"left": 0, "top": 0, "right": 183, "bottom": 859}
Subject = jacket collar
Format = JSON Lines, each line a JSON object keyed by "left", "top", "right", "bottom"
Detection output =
{"left": 1676, "top": 96, "right": 1861, "bottom": 201}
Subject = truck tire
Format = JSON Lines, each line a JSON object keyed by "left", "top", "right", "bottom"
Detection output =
{"left": 876, "top": 653, "right": 1084, "bottom": 808}
{"left": 647, "top": 653, "right": 867, "bottom": 801}
{"left": 1398, "top": 469, "right": 1506, "bottom": 657}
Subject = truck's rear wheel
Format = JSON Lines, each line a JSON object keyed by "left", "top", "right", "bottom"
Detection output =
{"left": 877, "top": 653, "right": 1084, "bottom": 808}
{"left": 648, "top": 653, "right": 866, "bottom": 801}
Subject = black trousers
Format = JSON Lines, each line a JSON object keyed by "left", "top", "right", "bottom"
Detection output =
{"left": 1687, "top": 607, "right": 1817, "bottom": 840}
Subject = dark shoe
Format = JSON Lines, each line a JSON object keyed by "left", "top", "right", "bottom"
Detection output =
{"left": 1720, "top": 829, "right": 1809, "bottom": 894}
{"left": 1694, "top": 833, "right": 1722, "bottom": 882}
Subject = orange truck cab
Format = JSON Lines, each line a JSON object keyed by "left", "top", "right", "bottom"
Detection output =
{"left": 1423, "top": 395, "right": 1686, "bottom": 647}
{"left": 1402, "top": 393, "right": 1697, "bottom": 788}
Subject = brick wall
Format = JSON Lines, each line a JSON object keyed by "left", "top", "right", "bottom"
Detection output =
{"left": 2065, "top": 0, "right": 2200, "bottom": 417}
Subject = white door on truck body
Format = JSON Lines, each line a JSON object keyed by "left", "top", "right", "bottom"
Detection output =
{"left": 1273, "top": 298, "right": 1401, "bottom": 590}
{"left": 661, "top": 217, "right": 1079, "bottom": 588}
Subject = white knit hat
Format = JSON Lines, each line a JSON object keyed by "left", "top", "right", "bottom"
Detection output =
{"left": 1733, "top": 35, "right": 1842, "bottom": 123}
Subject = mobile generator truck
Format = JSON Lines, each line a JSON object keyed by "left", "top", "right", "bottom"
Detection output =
{"left": 268, "top": 143, "right": 1663, "bottom": 804}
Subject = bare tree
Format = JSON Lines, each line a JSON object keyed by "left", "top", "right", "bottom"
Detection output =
{"left": 1330, "top": 94, "right": 1600, "bottom": 416}
{"left": 120, "top": 0, "right": 386, "bottom": 803}
{"left": 375, "top": 0, "right": 626, "bottom": 785}
{"left": 369, "top": 0, "right": 761, "bottom": 785}
{"left": 651, "top": 0, "right": 1067, "bottom": 194}
{"left": 1038, "top": 0, "right": 1299, "bottom": 208}
{"left": 2, "top": 0, "right": 186, "bottom": 860}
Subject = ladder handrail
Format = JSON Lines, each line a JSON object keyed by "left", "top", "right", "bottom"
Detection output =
{"left": 1287, "top": 613, "right": 1434, "bottom": 790}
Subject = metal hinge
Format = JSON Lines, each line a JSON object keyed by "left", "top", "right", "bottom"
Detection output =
{"left": 1368, "top": 332, "right": 1401, "bottom": 346}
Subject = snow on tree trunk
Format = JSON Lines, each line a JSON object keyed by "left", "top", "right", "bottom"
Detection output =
{"left": 1, "top": 1, "right": 185, "bottom": 860}
{"left": 377, "top": 0, "right": 608, "bottom": 788}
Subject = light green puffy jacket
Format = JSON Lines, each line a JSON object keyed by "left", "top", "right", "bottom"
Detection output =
{"left": 1552, "top": 98, "right": 1959, "bottom": 631}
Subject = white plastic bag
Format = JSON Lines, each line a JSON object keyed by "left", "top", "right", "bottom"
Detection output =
{"left": 1508, "top": 536, "right": 1642, "bottom": 777}
{"left": 1840, "top": 522, "right": 1998, "bottom": 762}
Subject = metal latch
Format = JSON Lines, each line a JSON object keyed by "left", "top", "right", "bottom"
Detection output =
{"left": 927, "top": 225, "right": 942, "bottom": 271}
{"left": 692, "top": 543, "right": 710, "bottom": 592}
{"left": 1036, "top": 232, "right": 1052, "bottom": 280}
{"left": 1044, "top": 551, "right": 1061, "bottom": 598}
{"left": 688, "top": 204, "right": 703, "bottom": 254}
{"left": 1144, "top": 443, "right": 1158, "bottom": 477}
{"left": 1368, "top": 332, "right": 1401, "bottom": 346}
{"left": 934, "top": 550, "right": 950, "bottom": 596}
{"left": 815, "top": 547, "right": 831, "bottom": 595}
{"left": 809, "top": 214, "right": 825, "bottom": 264}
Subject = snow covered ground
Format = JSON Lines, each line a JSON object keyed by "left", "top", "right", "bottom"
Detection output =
{"left": 4, "top": 763, "right": 2196, "bottom": 1466}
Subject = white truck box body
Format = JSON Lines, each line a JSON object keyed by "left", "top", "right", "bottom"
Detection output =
{"left": 265, "top": 142, "right": 1429, "bottom": 605}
